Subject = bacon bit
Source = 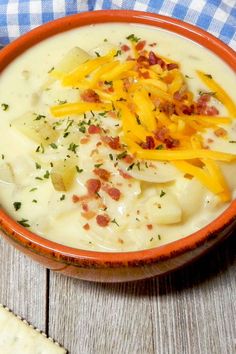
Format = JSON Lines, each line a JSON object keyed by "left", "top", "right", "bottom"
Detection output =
{"left": 121, "top": 44, "right": 130, "bottom": 52}
{"left": 93, "top": 168, "right": 111, "bottom": 181}
{"left": 182, "top": 104, "right": 195, "bottom": 115}
{"left": 118, "top": 238, "right": 124, "bottom": 244}
{"left": 205, "top": 106, "right": 219, "bottom": 116}
{"left": 140, "top": 136, "right": 155, "bottom": 150}
{"left": 88, "top": 125, "right": 101, "bottom": 134}
{"left": 164, "top": 137, "right": 180, "bottom": 148}
{"left": 159, "top": 102, "right": 175, "bottom": 116}
{"left": 207, "top": 138, "right": 214, "bottom": 143}
{"left": 148, "top": 51, "right": 165, "bottom": 68}
{"left": 81, "top": 89, "right": 100, "bottom": 103}
{"left": 167, "top": 63, "right": 179, "bottom": 70}
{"left": 214, "top": 127, "right": 227, "bottom": 137}
{"left": 135, "top": 40, "right": 146, "bottom": 51}
{"left": 173, "top": 90, "right": 187, "bottom": 101}
{"left": 147, "top": 224, "right": 153, "bottom": 230}
{"left": 72, "top": 195, "right": 80, "bottom": 203}
{"left": 80, "top": 137, "right": 90, "bottom": 144}
{"left": 107, "top": 86, "right": 114, "bottom": 93}
{"left": 118, "top": 169, "right": 132, "bottom": 179}
{"left": 155, "top": 126, "right": 169, "bottom": 142}
{"left": 140, "top": 71, "right": 150, "bottom": 79}
{"left": 107, "top": 111, "right": 117, "bottom": 118}
{"left": 102, "top": 135, "right": 121, "bottom": 150}
{"left": 82, "top": 202, "right": 89, "bottom": 212}
{"left": 83, "top": 223, "right": 90, "bottom": 230}
{"left": 86, "top": 179, "right": 101, "bottom": 195}
{"left": 96, "top": 214, "right": 110, "bottom": 227}
{"left": 123, "top": 154, "right": 134, "bottom": 164}
{"left": 137, "top": 55, "right": 149, "bottom": 67}
{"left": 107, "top": 187, "right": 121, "bottom": 201}
{"left": 81, "top": 211, "right": 96, "bottom": 220}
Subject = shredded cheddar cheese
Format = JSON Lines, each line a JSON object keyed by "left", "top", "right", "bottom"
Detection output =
{"left": 49, "top": 41, "right": 236, "bottom": 201}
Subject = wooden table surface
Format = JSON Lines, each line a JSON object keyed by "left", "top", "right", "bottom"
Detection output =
{"left": 0, "top": 233, "right": 235, "bottom": 354}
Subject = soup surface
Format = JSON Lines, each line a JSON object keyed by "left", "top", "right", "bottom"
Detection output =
{"left": 0, "top": 23, "right": 236, "bottom": 252}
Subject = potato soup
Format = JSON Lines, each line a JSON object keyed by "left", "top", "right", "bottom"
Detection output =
{"left": 0, "top": 23, "right": 236, "bottom": 252}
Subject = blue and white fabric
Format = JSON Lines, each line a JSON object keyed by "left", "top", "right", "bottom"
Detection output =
{"left": 0, "top": 1, "right": 235, "bottom": 49}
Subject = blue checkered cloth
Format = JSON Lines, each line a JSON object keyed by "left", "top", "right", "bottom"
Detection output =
{"left": 0, "top": 1, "right": 235, "bottom": 49}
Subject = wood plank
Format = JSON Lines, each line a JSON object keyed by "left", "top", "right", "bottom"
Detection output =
{"left": 48, "top": 276, "right": 154, "bottom": 354}
{"left": 49, "top": 235, "right": 235, "bottom": 354}
{"left": 151, "top": 235, "right": 236, "bottom": 354}
{"left": 0, "top": 235, "right": 47, "bottom": 332}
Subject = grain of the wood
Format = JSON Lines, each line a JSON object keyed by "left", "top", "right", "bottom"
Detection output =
{"left": 48, "top": 235, "right": 235, "bottom": 354}
{"left": 0, "top": 236, "right": 47, "bottom": 332}
{"left": 48, "top": 276, "right": 154, "bottom": 354}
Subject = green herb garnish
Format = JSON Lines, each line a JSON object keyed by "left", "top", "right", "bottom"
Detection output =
{"left": 17, "top": 218, "right": 30, "bottom": 227}
{"left": 126, "top": 34, "right": 140, "bottom": 43}
{"left": 13, "top": 202, "right": 21, "bottom": 211}
{"left": 1, "top": 103, "right": 9, "bottom": 111}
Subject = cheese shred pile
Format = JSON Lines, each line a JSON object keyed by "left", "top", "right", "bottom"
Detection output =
{"left": 49, "top": 39, "right": 236, "bottom": 201}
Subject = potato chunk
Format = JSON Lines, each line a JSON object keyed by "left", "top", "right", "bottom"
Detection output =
{"left": 0, "top": 163, "right": 14, "bottom": 183}
{"left": 145, "top": 192, "right": 182, "bottom": 224}
{"left": 11, "top": 112, "right": 58, "bottom": 145}
{"left": 51, "top": 159, "right": 76, "bottom": 191}
{"left": 50, "top": 47, "right": 91, "bottom": 78}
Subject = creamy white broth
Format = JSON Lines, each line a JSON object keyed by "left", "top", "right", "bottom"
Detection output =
{"left": 0, "top": 23, "right": 236, "bottom": 251}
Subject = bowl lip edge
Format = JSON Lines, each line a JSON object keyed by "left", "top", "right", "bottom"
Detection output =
{"left": 0, "top": 9, "right": 236, "bottom": 265}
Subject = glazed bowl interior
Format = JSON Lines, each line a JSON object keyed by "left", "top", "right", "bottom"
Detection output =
{"left": 0, "top": 10, "right": 235, "bottom": 273}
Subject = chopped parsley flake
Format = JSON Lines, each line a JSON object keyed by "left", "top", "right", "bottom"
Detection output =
{"left": 114, "top": 50, "right": 122, "bottom": 57}
{"left": 156, "top": 144, "right": 164, "bottom": 150}
{"left": 109, "top": 154, "right": 113, "bottom": 161}
{"left": 116, "top": 151, "right": 127, "bottom": 160}
{"left": 34, "top": 114, "right": 46, "bottom": 121}
{"left": 68, "top": 143, "right": 78, "bottom": 153}
{"left": 76, "top": 166, "right": 83, "bottom": 173}
{"left": 13, "top": 202, "right": 21, "bottom": 211}
{"left": 35, "top": 144, "right": 45, "bottom": 153}
{"left": 1, "top": 103, "right": 9, "bottom": 111}
{"left": 98, "top": 111, "right": 108, "bottom": 117}
{"left": 229, "top": 140, "right": 236, "bottom": 143}
{"left": 127, "top": 163, "right": 135, "bottom": 171}
{"left": 48, "top": 67, "right": 54, "bottom": 73}
{"left": 160, "top": 190, "right": 166, "bottom": 198}
{"left": 199, "top": 91, "right": 216, "bottom": 97}
{"left": 50, "top": 143, "right": 58, "bottom": 149}
{"left": 29, "top": 188, "right": 37, "bottom": 192}
{"left": 1, "top": 154, "right": 4, "bottom": 160}
{"left": 111, "top": 218, "right": 119, "bottom": 226}
{"left": 35, "top": 162, "right": 41, "bottom": 170}
{"left": 32, "top": 199, "right": 37, "bottom": 203}
{"left": 60, "top": 194, "right": 65, "bottom": 201}
{"left": 17, "top": 218, "right": 30, "bottom": 227}
{"left": 63, "top": 132, "right": 70, "bottom": 138}
{"left": 94, "top": 163, "right": 103, "bottom": 168}
{"left": 126, "top": 34, "right": 140, "bottom": 42}
{"left": 35, "top": 176, "right": 43, "bottom": 181}
{"left": 204, "top": 74, "right": 213, "bottom": 79}
{"left": 44, "top": 170, "right": 50, "bottom": 179}
{"left": 158, "top": 234, "right": 161, "bottom": 240}
{"left": 79, "top": 126, "right": 86, "bottom": 133}
{"left": 95, "top": 51, "right": 101, "bottom": 57}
